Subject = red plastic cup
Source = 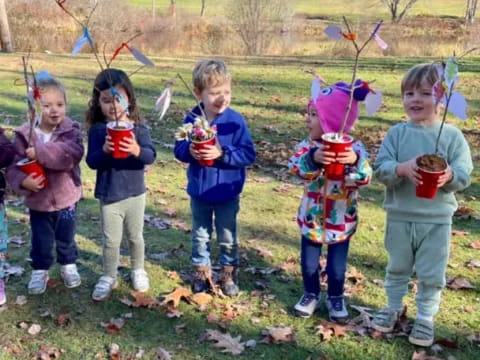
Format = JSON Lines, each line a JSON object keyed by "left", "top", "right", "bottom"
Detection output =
{"left": 17, "top": 158, "right": 47, "bottom": 187}
{"left": 321, "top": 133, "right": 354, "bottom": 180}
{"left": 107, "top": 121, "right": 133, "bottom": 159}
{"left": 416, "top": 167, "right": 445, "bottom": 199}
{"left": 193, "top": 137, "right": 216, "bottom": 166}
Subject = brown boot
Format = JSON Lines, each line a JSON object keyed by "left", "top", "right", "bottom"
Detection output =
{"left": 219, "top": 265, "right": 239, "bottom": 297}
{"left": 191, "top": 265, "right": 211, "bottom": 293}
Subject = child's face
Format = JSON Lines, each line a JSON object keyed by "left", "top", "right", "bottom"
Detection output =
{"left": 195, "top": 79, "right": 231, "bottom": 120}
{"left": 402, "top": 83, "right": 439, "bottom": 125}
{"left": 40, "top": 87, "right": 66, "bottom": 131}
{"left": 99, "top": 86, "right": 130, "bottom": 122}
{"left": 306, "top": 105, "right": 323, "bottom": 140}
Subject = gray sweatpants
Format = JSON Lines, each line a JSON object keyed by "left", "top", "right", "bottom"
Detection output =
{"left": 100, "top": 193, "right": 146, "bottom": 278}
{"left": 384, "top": 220, "right": 451, "bottom": 317}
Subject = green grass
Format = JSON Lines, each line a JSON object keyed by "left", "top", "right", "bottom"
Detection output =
{"left": 0, "top": 52, "right": 479, "bottom": 359}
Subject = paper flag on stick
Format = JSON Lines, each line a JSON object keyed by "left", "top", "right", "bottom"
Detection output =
{"left": 374, "top": 34, "right": 388, "bottom": 49}
{"left": 109, "top": 87, "right": 130, "bottom": 115}
{"left": 35, "top": 70, "right": 53, "bottom": 82}
{"left": 311, "top": 77, "right": 321, "bottom": 100}
{"left": 365, "top": 90, "right": 383, "bottom": 116}
{"left": 444, "top": 56, "right": 458, "bottom": 91}
{"left": 130, "top": 47, "right": 155, "bottom": 67}
{"left": 442, "top": 91, "right": 467, "bottom": 121}
{"left": 154, "top": 88, "right": 171, "bottom": 121}
{"left": 72, "top": 27, "right": 94, "bottom": 55}
{"left": 324, "top": 25, "right": 343, "bottom": 40}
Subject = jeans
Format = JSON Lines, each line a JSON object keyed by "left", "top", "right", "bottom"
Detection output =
{"left": 30, "top": 204, "right": 78, "bottom": 270}
{"left": 190, "top": 196, "right": 240, "bottom": 266}
{"left": 0, "top": 204, "right": 7, "bottom": 278}
{"left": 301, "top": 235, "right": 350, "bottom": 297}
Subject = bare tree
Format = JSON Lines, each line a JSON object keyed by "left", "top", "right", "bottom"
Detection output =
{"left": 169, "top": 0, "right": 176, "bottom": 17}
{"left": 0, "top": 0, "right": 12, "bottom": 52}
{"left": 200, "top": 0, "right": 206, "bottom": 17}
{"left": 226, "top": 0, "right": 293, "bottom": 55}
{"left": 381, "top": 0, "right": 419, "bottom": 23}
{"left": 465, "top": 0, "right": 478, "bottom": 24}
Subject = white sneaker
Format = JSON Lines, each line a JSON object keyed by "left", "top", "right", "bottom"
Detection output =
{"left": 60, "top": 264, "right": 81, "bottom": 288}
{"left": 294, "top": 293, "right": 320, "bottom": 318}
{"left": 131, "top": 269, "right": 149, "bottom": 292}
{"left": 92, "top": 276, "right": 117, "bottom": 301}
{"left": 28, "top": 270, "right": 49, "bottom": 295}
{"left": 326, "top": 296, "right": 349, "bottom": 323}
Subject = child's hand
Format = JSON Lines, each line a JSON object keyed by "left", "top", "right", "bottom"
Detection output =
{"left": 313, "top": 145, "right": 336, "bottom": 165}
{"left": 26, "top": 147, "right": 36, "bottom": 160}
{"left": 21, "top": 173, "right": 44, "bottom": 192}
{"left": 189, "top": 143, "right": 202, "bottom": 160}
{"left": 103, "top": 135, "right": 114, "bottom": 153}
{"left": 119, "top": 133, "right": 141, "bottom": 157}
{"left": 396, "top": 158, "right": 421, "bottom": 185}
{"left": 198, "top": 138, "right": 222, "bottom": 161}
{"left": 336, "top": 147, "right": 357, "bottom": 164}
{"left": 437, "top": 166, "right": 453, "bottom": 187}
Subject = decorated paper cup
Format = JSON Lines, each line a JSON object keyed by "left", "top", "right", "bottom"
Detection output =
{"left": 321, "top": 133, "right": 354, "bottom": 180}
{"left": 193, "top": 137, "right": 216, "bottom": 166}
{"left": 107, "top": 121, "right": 133, "bottom": 159}
{"left": 17, "top": 158, "right": 47, "bottom": 187}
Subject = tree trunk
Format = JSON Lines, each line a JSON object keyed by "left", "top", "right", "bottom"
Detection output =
{"left": 0, "top": 0, "right": 13, "bottom": 52}
{"left": 169, "top": 0, "right": 176, "bottom": 17}
{"left": 200, "top": 0, "right": 206, "bottom": 17}
{"left": 465, "top": 0, "right": 478, "bottom": 25}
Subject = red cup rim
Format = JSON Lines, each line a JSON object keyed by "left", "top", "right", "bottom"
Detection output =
{"left": 17, "top": 158, "right": 37, "bottom": 166}
{"left": 192, "top": 137, "right": 215, "bottom": 144}
{"left": 417, "top": 166, "right": 446, "bottom": 175}
{"left": 321, "top": 133, "right": 353, "bottom": 144}
{"left": 106, "top": 121, "right": 133, "bottom": 131}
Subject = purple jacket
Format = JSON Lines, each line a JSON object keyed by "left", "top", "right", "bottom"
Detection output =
{"left": 0, "top": 128, "right": 15, "bottom": 168}
{"left": 6, "top": 117, "right": 84, "bottom": 212}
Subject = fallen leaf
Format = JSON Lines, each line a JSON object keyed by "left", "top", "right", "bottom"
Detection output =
{"left": 254, "top": 246, "right": 273, "bottom": 258}
{"left": 189, "top": 292, "right": 213, "bottom": 307}
{"left": 466, "top": 259, "right": 480, "bottom": 268}
{"left": 109, "top": 343, "right": 121, "bottom": 360}
{"left": 15, "top": 295, "right": 27, "bottom": 306}
{"left": 121, "top": 291, "right": 160, "bottom": 308}
{"left": 166, "top": 306, "right": 183, "bottom": 318}
{"left": 273, "top": 184, "right": 294, "bottom": 193}
{"left": 166, "top": 271, "right": 180, "bottom": 280}
{"left": 451, "top": 230, "right": 469, "bottom": 236}
{"left": 315, "top": 321, "right": 347, "bottom": 341}
{"left": 163, "top": 208, "right": 177, "bottom": 217}
{"left": 102, "top": 318, "right": 125, "bottom": 334}
{"left": 470, "top": 241, "right": 480, "bottom": 249}
{"left": 160, "top": 287, "right": 192, "bottom": 308}
{"left": 28, "top": 323, "right": 42, "bottom": 335}
{"left": 411, "top": 350, "right": 443, "bottom": 360}
{"left": 8, "top": 235, "right": 25, "bottom": 247}
{"left": 155, "top": 347, "right": 172, "bottom": 360}
{"left": 435, "top": 338, "right": 459, "bottom": 349}
{"left": 4, "top": 264, "right": 25, "bottom": 277}
{"left": 174, "top": 323, "right": 186, "bottom": 334}
{"left": 203, "top": 329, "right": 245, "bottom": 355}
{"left": 346, "top": 266, "right": 365, "bottom": 284}
{"left": 261, "top": 326, "right": 295, "bottom": 344}
{"left": 32, "top": 346, "right": 63, "bottom": 359}
{"left": 56, "top": 313, "right": 70, "bottom": 328}
{"left": 447, "top": 277, "right": 475, "bottom": 290}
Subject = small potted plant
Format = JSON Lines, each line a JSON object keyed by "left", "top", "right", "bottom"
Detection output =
{"left": 175, "top": 117, "right": 217, "bottom": 166}
{"left": 16, "top": 56, "right": 47, "bottom": 187}
{"left": 415, "top": 55, "right": 469, "bottom": 199}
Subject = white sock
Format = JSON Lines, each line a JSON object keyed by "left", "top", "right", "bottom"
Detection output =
{"left": 416, "top": 313, "right": 433, "bottom": 322}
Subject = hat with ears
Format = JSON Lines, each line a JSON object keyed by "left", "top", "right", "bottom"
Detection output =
{"left": 309, "top": 79, "right": 371, "bottom": 134}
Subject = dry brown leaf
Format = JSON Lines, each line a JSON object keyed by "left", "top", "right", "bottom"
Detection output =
{"left": 273, "top": 184, "right": 294, "bottom": 193}
{"left": 32, "top": 346, "right": 63, "bottom": 359}
{"left": 28, "top": 323, "right": 42, "bottom": 335}
{"left": 411, "top": 350, "right": 443, "bottom": 360}
{"left": 108, "top": 343, "right": 121, "bottom": 360}
{"left": 261, "top": 326, "right": 295, "bottom": 344}
{"left": 447, "top": 277, "right": 475, "bottom": 290}
{"left": 15, "top": 295, "right": 27, "bottom": 306}
{"left": 255, "top": 246, "right": 273, "bottom": 258}
{"left": 470, "top": 241, "right": 480, "bottom": 249}
{"left": 188, "top": 292, "right": 213, "bottom": 306}
{"left": 56, "top": 313, "right": 70, "bottom": 328}
{"left": 102, "top": 318, "right": 125, "bottom": 334}
{"left": 166, "top": 306, "right": 183, "bottom": 318}
{"left": 204, "top": 329, "right": 245, "bottom": 355}
{"left": 164, "top": 208, "right": 177, "bottom": 217}
{"left": 315, "top": 321, "right": 347, "bottom": 341}
{"left": 120, "top": 291, "right": 160, "bottom": 308}
{"left": 166, "top": 271, "right": 180, "bottom": 280}
{"left": 346, "top": 266, "right": 365, "bottom": 284}
{"left": 452, "top": 229, "right": 470, "bottom": 236}
{"left": 155, "top": 347, "right": 172, "bottom": 360}
{"left": 466, "top": 259, "right": 480, "bottom": 268}
{"left": 435, "top": 338, "right": 459, "bottom": 349}
{"left": 160, "top": 287, "right": 192, "bottom": 308}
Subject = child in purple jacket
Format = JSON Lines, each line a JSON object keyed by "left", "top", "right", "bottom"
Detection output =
{"left": 0, "top": 127, "right": 15, "bottom": 305}
{"left": 7, "top": 75, "right": 84, "bottom": 295}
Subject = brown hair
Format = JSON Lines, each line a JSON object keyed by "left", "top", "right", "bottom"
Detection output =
{"left": 192, "top": 58, "right": 231, "bottom": 93}
{"left": 37, "top": 76, "right": 67, "bottom": 104}
{"left": 401, "top": 63, "right": 440, "bottom": 95}
{"left": 85, "top": 68, "right": 140, "bottom": 129}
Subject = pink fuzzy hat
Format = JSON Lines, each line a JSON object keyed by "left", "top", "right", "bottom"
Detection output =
{"left": 309, "top": 79, "right": 370, "bottom": 134}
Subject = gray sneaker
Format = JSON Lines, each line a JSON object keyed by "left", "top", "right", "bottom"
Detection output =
{"left": 294, "top": 293, "right": 320, "bottom": 318}
{"left": 92, "top": 276, "right": 117, "bottom": 301}
{"left": 372, "top": 307, "right": 399, "bottom": 333}
{"left": 326, "top": 296, "right": 349, "bottom": 323}
{"left": 409, "top": 319, "right": 434, "bottom": 347}
{"left": 61, "top": 264, "right": 81, "bottom": 288}
{"left": 131, "top": 269, "right": 149, "bottom": 292}
{"left": 28, "top": 270, "right": 49, "bottom": 295}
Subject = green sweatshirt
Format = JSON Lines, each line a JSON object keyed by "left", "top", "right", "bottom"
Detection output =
{"left": 374, "top": 121, "right": 473, "bottom": 224}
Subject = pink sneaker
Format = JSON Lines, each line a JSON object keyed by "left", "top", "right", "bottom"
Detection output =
{"left": 0, "top": 279, "right": 6, "bottom": 306}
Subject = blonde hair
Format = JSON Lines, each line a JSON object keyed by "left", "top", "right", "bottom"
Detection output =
{"left": 192, "top": 58, "right": 231, "bottom": 92}
{"left": 401, "top": 63, "right": 440, "bottom": 95}
{"left": 38, "top": 76, "right": 67, "bottom": 104}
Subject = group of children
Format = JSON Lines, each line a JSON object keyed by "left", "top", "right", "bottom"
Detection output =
{"left": 0, "top": 58, "right": 473, "bottom": 348}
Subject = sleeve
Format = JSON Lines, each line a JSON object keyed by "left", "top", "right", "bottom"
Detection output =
{"left": 344, "top": 140, "right": 372, "bottom": 188}
{"left": 5, "top": 133, "right": 31, "bottom": 197}
{"left": 86, "top": 125, "right": 112, "bottom": 170}
{"left": 35, "top": 126, "right": 84, "bottom": 171}
{"left": 0, "top": 129, "right": 15, "bottom": 168}
{"left": 134, "top": 126, "right": 156, "bottom": 165}
{"left": 373, "top": 128, "right": 405, "bottom": 187}
{"left": 288, "top": 139, "right": 322, "bottom": 181}
{"left": 441, "top": 132, "right": 473, "bottom": 193}
{"left": 217, "top": 120, "right": 256, "bottom": 168}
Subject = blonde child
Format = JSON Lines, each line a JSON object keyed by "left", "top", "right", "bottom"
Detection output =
{"left": 6, "top": 75, "right": 83, "bottom": 295}
{"left": 86, "top": 68, "right": 156, "bottom": 301}
{"left": 288, "top": 81, "right": 372, "bottom": 321}
{"left": 0, "top": 127, "right": 15, "bottom": 304}
{"left": 372, "top": 63, "right": 473, "bottom": 346}
{"left": 173, "top": 59, "right": 255, "bottom": 296}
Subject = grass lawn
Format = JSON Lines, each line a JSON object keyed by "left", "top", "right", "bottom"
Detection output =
{"left": 0, "top": 52, "right": 479, "bottom": 359}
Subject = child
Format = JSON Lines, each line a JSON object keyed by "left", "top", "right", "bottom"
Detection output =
{"left": 173, "top": 59, "right": 255, "bottom": 297}
{"left": 288, "top": 81, "right": 372, "bottom": 322}
{"left": 6, "top": 75, "right": 83, "bottom": 295}
{"left": 0, "top": 127, "right": 15, "bottom": 304}
{"left": 372, "top": 63, "right": 473, "bottom": 346}
{"left": 86, "top": 68, "right": 156, "bottom": 301}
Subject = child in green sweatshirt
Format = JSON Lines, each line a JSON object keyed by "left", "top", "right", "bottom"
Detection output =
{"left": 372, "top": 63, "right": 473, "bottom": 347}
